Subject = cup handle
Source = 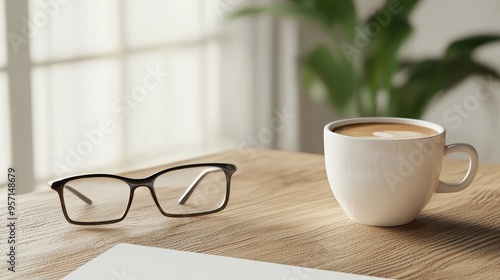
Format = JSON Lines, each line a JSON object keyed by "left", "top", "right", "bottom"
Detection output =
{"left": 436, "top": 144, "right": 478, "bottom": 193}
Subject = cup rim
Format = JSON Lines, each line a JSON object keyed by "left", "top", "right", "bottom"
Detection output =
{"left": 324, "top": 117, "right": 445, "bottom": 141}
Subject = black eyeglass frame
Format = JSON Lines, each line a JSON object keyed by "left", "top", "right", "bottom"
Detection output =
{"left": 50, "top": 163, "right": 237, "bottom": 225}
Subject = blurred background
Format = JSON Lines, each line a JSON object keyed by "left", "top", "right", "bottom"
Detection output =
{"left": 1, "top": 0, "right": 500, "bottom": 193}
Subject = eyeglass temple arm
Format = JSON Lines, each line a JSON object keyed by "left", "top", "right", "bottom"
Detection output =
{"left": 65, "top": 185, "right": 93, "bottom": 205}
{"left": 178, "top": 167, "right": 221, "bottom": 205}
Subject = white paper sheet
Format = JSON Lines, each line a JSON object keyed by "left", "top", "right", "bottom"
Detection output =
{"left": 63, "top": 243, "right": 387, "bottom": 280}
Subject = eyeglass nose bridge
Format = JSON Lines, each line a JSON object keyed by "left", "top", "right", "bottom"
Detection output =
{"left": 127, "top": 180, "right": 164, "bottom": 212}
{"left": 128, "top": 181, "right": 154, "bottom": 189}
{"left": 128, "top": 180, "right": 156, "bottom": 198}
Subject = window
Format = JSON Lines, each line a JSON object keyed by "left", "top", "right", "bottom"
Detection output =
{"left": 3, "top": 0, "right": 275, "bottom": 193}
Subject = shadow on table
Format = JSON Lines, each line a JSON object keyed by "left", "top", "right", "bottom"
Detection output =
{"left": 381, "top": 214, "right": 500, "bottom": 256}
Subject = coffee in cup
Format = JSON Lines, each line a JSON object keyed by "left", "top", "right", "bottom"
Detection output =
{"left": 334, "top": 122, "right": 438, "bottom": 139}
{"left": 324, "top": 118, "right": 478, "bottom": 226}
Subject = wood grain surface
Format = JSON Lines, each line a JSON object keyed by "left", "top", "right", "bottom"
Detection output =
{"left": 1, "top": 149, "right": 499, "bottom": 279}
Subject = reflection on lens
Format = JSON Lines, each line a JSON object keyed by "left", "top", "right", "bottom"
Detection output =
{"left": 153, "top": 166, "right": 227, "bottom": 215}
{"left": 62, "top": 177, "right": 130, "bottom": 223}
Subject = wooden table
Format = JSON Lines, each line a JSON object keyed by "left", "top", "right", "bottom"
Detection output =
{"left": 2, "top": 149, "right": 499, "bottom": 279}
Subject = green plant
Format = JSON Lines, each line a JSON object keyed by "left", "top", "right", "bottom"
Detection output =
{"left": 230, "top": 0, "right": 500, "bottom": 118}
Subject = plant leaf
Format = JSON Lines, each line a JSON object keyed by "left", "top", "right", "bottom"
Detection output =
{"left": 301, "top": 45, "right": 356, "bottom": 110}
{"left": 445, "top": 35, "right": 500, "bottom": 60}
{"left": 312, "top": 0, "right": 357, "bottom": 40}
{"left": 441, "top": 58, "right": 500, "bottom": 90}
{"left": 393, "top": 58, "right": 500, "bottom": 118}
{"left": 362, "top": 0, "right": 420, "bottom": 116}
{"left": 390, "top": 59, "right": 441, "bottom": 117}
{"left": 363, "top": 18, "right": 412, "bottom": 115}
{"left": 393, "top": 34, "right": 500, "bottom": 117}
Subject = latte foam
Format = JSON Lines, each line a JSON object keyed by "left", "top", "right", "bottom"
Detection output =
{"left": 334, "top": 123, "right": 438, "bottom": 139}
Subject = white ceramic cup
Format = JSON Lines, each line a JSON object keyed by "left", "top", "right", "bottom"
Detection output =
{"left": 324, "top": 117, "right": 478, "bottom": 226}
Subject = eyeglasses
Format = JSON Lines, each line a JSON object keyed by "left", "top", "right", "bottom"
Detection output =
{"left": 50, "top": 163, "right": 237, "bottom": 225}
